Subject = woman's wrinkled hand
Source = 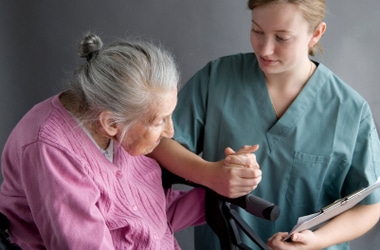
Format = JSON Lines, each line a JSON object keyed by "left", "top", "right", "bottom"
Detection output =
{"left": 209, "top": 145, "right": 262, "bottom": 198}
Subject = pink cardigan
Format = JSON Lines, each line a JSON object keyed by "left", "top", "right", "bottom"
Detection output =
{"left": 0, "top": 94, "right": 205, "bottom": 249}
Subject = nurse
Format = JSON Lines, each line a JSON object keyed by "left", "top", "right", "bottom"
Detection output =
{"left": 150, "top": 0, "right": 380, "bottom": 249}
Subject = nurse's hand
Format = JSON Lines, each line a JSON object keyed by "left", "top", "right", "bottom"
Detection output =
{"left": 267, "top": 230, "right": 321, "bottom": 250}
{"left": 211, "top": 145, "right": 262, "bottom": 198}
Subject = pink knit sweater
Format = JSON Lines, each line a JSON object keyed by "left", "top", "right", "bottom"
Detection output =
{"left": 0, "top": 94, "right": 205, "bottom": 249}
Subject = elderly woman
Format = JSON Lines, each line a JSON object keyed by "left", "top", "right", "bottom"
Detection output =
{"left": 0, "top": 33, "right": 261, "bottom": 249}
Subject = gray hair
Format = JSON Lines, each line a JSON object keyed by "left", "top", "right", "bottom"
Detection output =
{"left": 70, "top": 33, "right": 179, "bottom": 135}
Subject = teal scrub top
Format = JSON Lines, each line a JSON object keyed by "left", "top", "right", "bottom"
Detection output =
{"left": 173, "top": 53, "right": 380, "bottom": 250}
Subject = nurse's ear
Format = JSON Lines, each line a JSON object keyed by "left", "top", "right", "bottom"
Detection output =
{"left": 99, "top": 110, "right": 118, "bottom": 137}
{"left": 309, "top": 22, "right": 326, "bottom": 48}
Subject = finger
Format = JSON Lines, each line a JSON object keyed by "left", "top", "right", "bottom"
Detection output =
{"left": 242, "top": 168, "right": 262, "bottom": 178}
{"left": 225, "top": 154, "right": 259, "bottom": 169}
{"left": 224, "top": 163, "right": 260, "bottom": 174}
{"left": 234, "top": 144, "right": 259, "bottom": 154}
{"left": 225, "top": 168, "right": 261, "bottom": 182}
{"left": 291, "top": 232, "right": 306, "bottom": 243}
{"left": 224, "top": 160, "right": 252, "bottom": 168}
{"left": 228, "top": 169, "right": 262, "bottom": 190}
{"left": 224, "top": 147, "right": 236, "bottom": 156}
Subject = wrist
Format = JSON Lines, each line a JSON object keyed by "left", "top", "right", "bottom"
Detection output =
{"left": 193, "top": 161, "right": 219, "bottom": 188}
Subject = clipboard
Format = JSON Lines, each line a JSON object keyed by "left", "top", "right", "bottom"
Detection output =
{"left": 283, "top": 177, "right": 380, "bottom": 241}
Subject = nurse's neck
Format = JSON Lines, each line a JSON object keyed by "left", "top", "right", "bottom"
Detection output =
{"left": 265, "top": 60, "right": 315, "bottom": 92}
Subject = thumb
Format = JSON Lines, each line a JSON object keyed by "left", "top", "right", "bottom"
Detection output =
{"left": 234, "top": 144, "right": 260, "bottom": 154}
{"left": 291, "top": 232, "right": 305, "bottom": 243}
{"left": 224, "top": 147, "right": 236, "bottom": 156}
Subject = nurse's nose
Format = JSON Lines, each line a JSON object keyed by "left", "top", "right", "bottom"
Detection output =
{"left": 260, "top": 38, "right": 275, "bottom": 56}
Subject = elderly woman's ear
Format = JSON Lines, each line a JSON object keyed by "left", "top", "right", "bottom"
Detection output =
{"left": 99, "top": 110, "right": 118, "bottom": 137}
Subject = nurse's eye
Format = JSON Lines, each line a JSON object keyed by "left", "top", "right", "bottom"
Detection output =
{"left": 251, "top": 28, "right": 263, "bottom": 35}
{"left": 276, "top": 35, "right": 290, "bottom": 42}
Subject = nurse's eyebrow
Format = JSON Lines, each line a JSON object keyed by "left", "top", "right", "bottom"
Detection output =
{"left": 251, "top": 19, "right": 291, "bottom": 34}
{"left": 251, "top": 20, "right": 262, "bottom": 28}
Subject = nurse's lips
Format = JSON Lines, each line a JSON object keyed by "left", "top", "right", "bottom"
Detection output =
{"left": 260, "top": 56, "right": 278, "bottom": 64}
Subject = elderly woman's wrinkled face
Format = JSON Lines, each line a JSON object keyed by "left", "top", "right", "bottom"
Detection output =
{"left": 121, "top": 88, "right": 177, "bottom": 156}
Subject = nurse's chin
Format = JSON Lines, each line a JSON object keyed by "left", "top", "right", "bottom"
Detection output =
{"left": 260, "top": 66, "right": 283, "bottom": 76}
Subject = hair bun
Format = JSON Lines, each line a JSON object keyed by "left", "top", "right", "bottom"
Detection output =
{"left": 79, "top": 33, "right": 103, "bottom": 61}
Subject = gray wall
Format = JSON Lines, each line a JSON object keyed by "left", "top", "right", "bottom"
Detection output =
{"left": 1, "top": 0, "right": 379, "bottom": 249}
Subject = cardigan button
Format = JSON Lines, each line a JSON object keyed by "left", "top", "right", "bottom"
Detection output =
{"left": 116, "top": 170, "right": 123, "bottom": 178}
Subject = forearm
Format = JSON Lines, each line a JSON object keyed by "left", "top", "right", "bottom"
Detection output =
{"left": 150, "top": 138, "right": 262, "bottom": 198}
{"left": 314, "top": 203, "right": 380, "bottom": 248}
{"left": 149, "top": 138, "right": 215, "bottom": 187}
{"left": 166, "top": 187, "right": 206, "bottom": 232}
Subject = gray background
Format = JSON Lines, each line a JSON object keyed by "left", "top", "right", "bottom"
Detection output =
{"left": 1, "top": 0, "right": 379, "bottom": 249}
